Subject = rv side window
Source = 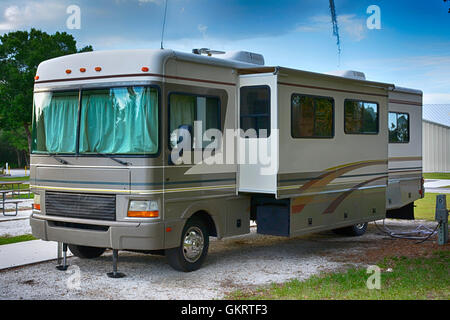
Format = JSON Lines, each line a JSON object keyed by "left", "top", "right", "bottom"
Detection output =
{"left": 240, "top": 86, "right": 270, "bottom": 138}
{"left": 291, "top": 94, "right": 334, "bottom": 138}
{"left": 344, "top": 100, "right": 379, "bottom": 134}
{"left": 169, "top": 93, "right": 221, "bottom": 149}
{"left": 388, "top": 112, "right": 409, "bottom": 143}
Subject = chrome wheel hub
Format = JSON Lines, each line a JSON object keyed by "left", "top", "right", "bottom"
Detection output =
{"left": 355, "top": 223, "right": 365, "bottom": 230}
{"left": 182, "top": 227, "right": 204, "bottom": 263}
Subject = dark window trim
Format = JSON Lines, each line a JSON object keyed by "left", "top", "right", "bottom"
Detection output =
{"left": 167, "top": 91, "right": 222, "bottom": 151}
{"left": 31, "top": 85, "right": 162, "bottom": 159}
{"left": 290, "top": 93, "right": 335, "bottom": 139}
{"left": 240, "top": 85, "right": 271, "bottom": 138}
{"left": 344, "top": 99, "right": 379, "bottom": 135}
{"left": 388, "top": 111, "right": 410, "bottom": 144}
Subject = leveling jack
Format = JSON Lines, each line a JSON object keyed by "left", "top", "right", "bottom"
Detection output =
{"left": 107, "top": 249, "right": 126, "bottom": 278}
{"left": 56, "top": 243, "right": 69, "bottom": 271}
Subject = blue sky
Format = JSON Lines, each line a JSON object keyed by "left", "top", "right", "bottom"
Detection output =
{"left": 0, "top": 0, "right": 449, "bottom": 103}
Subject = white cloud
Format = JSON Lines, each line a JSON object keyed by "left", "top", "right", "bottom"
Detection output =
{"left": 338, "top": 14, "right": 366, "bottom": 42}
{"left": 423, "top": 93, "right": 450, "bottom": 104}
{"left": 198, "top": 24, "right": 208, "bottom": 39}
{"left": 295, "top": 14, "right": 367, "bottom": 42}
{"left": 0, "top": 1, "right": 66, "bottom": 31}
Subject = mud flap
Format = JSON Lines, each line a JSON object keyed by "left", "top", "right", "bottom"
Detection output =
{"left": 386, "top": 202, "right": 415, "bottom": 220}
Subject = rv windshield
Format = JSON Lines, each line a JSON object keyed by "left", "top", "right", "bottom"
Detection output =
{"left": 79, "top": 87, "right": 159, "bottom": 155}
{"left": 31, "top": 86, "right": 159, "bottom": 155}
{"left": 32, "top": 91, "right": 79, "bottom": 154}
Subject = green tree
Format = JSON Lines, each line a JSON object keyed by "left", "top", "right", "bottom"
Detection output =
{"left": 0, "top": 28, "right": 93, "bottom": 154}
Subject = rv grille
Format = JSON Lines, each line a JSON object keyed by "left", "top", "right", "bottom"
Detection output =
{"left": 45, "top": 192, "right": 116, "bottom": 221}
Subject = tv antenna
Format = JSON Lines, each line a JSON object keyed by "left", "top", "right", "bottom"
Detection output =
{"left": 160, "top": 0, "right": 169, "bottom": 49}
{"left": 329, "top": 0, "right": 341, "bottom": 66}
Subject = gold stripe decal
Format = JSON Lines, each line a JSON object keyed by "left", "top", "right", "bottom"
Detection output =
{"left": 291, "top": 160, "right": 387, "bottom": 214}
{"left": 31, "top": 184, "right": 236, "bottom": 195}
{"left": 322, "top": 176, "right": 388, "bottom": 214}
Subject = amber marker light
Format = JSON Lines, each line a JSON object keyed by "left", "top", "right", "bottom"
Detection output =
{"left": 127, "top": 200, "right": 159, "bottom": 218}
{"left": 127, "top": 211, "right": 159, "bottom": 218}
{"left": 34, "top": 76, "right": 39, "bottom": 80}
{"left": 80, "top": 68, "right": 86, "bottom": 73}
{"left": 95, "top": 67, "right": 102, "bottom": 72}
{"left": 33, "top": 194, "right": 41, "bottom": 211}
{"left": 65, "top": 69, "right": 72, "bottom": 74}
{"left": 141, "top": 67, "right": 149, "bottom": 72}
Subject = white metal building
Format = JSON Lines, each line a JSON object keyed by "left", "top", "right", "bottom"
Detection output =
{"left": 422, "top": 104, "right": 450, "bottom": 172}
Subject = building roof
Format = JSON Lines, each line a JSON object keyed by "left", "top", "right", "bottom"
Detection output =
{"left": 423, "top": 104, "right": 450, "bottom": 128}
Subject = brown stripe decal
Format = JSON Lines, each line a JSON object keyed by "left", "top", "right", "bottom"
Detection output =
{"left": 291, "top": 160, "right": 387, "bottom": 214}
{"left": 35, "top": 73, "right": 236, "bottom": 87}
{"left": 389, "top": 99, "right": 422, "bottom": 106}
{"left": 278, "top": 81, "right": 388, "bottom": 98}
{"left": 322, "top": 176, "right": 388, "bottom": 214}
{"left": 388, "top": 156, "right": 422, "bottom": 161}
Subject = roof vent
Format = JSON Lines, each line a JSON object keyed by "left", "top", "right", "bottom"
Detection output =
{"left": 327, "top": 70, "right": 366, "bottom": 80}
{"left": 192, "top": 48, "right": 265, "bottom": 66}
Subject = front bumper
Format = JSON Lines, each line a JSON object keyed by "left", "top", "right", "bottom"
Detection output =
{"left": 30, "top": 213, "right": 166, "bottom": 250}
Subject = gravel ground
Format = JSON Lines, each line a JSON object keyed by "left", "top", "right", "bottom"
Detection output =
{"left": 0, "top": 218, "right": 32, "bottom": 237}
{"left": 0, "top": 219, "right": 444, "bottom": 300}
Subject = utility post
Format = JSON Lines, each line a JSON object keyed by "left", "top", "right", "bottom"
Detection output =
{"left": 435, "top": 194, "right": 449, "bottom": 245}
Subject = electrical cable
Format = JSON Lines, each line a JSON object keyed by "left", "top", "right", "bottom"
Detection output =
{"left": 373, "top": 219, "right": 440, "bottom": 243}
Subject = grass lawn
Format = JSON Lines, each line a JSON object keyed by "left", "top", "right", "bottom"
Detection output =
{"left": 228, "top": 250, "right": 449, "bottom": 300}
{"left": 0, "top": 176, "right": 29, "bottom": 182}
{"left": 0, "top": 234, "right": 36, "bottom": 246}
{"left": 414, "top": 193, "right": 450, "bottom": 221}
{"left": 423, "top": 173, "right": 450, "bottom": 180}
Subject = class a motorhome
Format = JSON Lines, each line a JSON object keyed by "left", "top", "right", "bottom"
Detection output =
{"left": 29, "top": 48, "right": 424, "bottom": 273}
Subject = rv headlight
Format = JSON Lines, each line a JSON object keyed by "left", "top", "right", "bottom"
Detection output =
{"left": 127, "top": 200, "right": 159, "bottom": 218}
{"left": 33, "top": 194, "right": 41, "bottom": 211}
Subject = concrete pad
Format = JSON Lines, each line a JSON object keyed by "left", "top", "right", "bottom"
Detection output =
{"left": 0, "top": 209, "right": 32, "bottom": 222}
{"left": 424, "top": 179, "right": 450, "bottom": 188}
{"left": 0, "top": 240, "right": 71, "bottom": 270}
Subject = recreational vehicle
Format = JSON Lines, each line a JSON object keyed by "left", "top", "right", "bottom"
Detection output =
{"left": 29, "top": 49, "right": 424, "bottom": 273}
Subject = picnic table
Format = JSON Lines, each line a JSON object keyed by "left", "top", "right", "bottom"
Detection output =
{"left": 0, "top": 181, "right": 31, "bottom": 216}
{"left": 0, "top": 180, "right": 30, "bottom": 197}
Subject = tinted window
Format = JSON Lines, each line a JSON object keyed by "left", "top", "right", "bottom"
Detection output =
{"left": 240, "top": 86, "right": 270, "bottom": 137}
{"left": 389, "top": 112, "right": 409, "bottom": 143}
{"left": 169, "top": 93, "right": 220, "bottom": 149}
{"left": 291, "top": 94, "right": 334, "bottom": 138}
{"left": 344, "top": 100, "right": 379, "bottom": 134}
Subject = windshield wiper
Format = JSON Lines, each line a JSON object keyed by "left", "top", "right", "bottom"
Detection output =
{"left": 48, "top": 154, "right": 70, "bottom": 165}
{"left": 94, "top": 153, "right": 130, "bottom": 166}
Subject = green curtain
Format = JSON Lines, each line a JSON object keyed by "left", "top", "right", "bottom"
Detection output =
{"left": 169, "top": 94, "right": 195, "bottom": 134}
{"left": 79, "top": 87, "right": 158, "bottom": 154}
{"left": 32, "top": 91, "right": 79, "bottom": 153}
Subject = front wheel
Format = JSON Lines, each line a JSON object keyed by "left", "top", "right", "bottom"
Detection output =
{"left": 166, "top": 217, "right": 209, "bottom": 272}
{"left": 332, "top": 222, "right": 368, "bottom": 237}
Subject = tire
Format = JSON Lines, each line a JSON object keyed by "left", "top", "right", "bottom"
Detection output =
{"left": 166, "top": 217, "right": 209, "bottom": 272}
{"left": 332, "top": 222, "right": 368, "bottom": 237}
{"left": 68, "top": 244, "right": 106, "bottom": 259}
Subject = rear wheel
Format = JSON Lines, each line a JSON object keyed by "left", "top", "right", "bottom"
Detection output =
{"left": 332, "top": 222, "right": 368, "bottom": 237}
{"left": 166, "top": 217, "right": 209, "bottom": 272}
{"left": 68, "top": 244, "right": 106, "bottom": 259}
